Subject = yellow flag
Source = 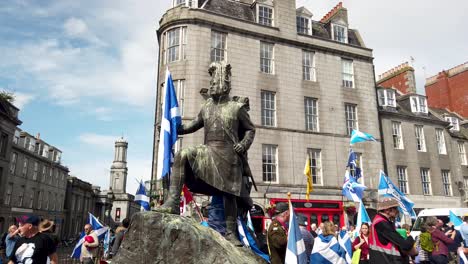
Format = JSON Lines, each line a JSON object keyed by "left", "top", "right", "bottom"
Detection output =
{"left": 304, "top": 156, "right": 313, "bottom": 200}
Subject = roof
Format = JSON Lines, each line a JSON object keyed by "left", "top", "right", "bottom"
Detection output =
{"left": 203, "top": 0, "right": 255, "bottom": 22}
{"left": 430, "top": 108, "right": 468, "bottom": 139}
{"left": 320, "top": 2, "right": 343, "bottom": 23}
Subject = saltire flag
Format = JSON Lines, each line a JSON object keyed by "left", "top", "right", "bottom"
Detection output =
{"left": 285, "top": 201, "right": 307, "bottom": 264}
{"left": 135, "top": 180, "right": 150, "bottom": 211}
{"left": 157, "top": 68, "right": 182, "bottom": 179}
{"left": 342, "top": 170, "right": 367, "bottom": 202}
{"left": 378, "top": 170, "right": 416, "bottom": 218}
{"left": 237, "top": 218, "right": 270, "bottom": 263}
{"left": 310, "top": 233, "right": 349, "bottom": 264}
{"left": 304, "top": 155, "right": 313, "bottom": 200}
{"left": 71, "top": 213, "right": 109, "bottom": 259}
{"left": 449, "top": 210, "right": 463, "bottom": 229}
{"left": 103, "top": 228, "right": 111, "bottom": 257}
{"left": 338, "top": 230, "right": 353, "bottom": 264}
{"left": 247, "top": 211, "right": 255, "bottom": 232}
{"left": 350, "top": 129, "right": 376, "bottom": 145}
{"left": 355, "top": 202, "right": 371, "bottom": 239}
{"left": 347, "top": 149, "right": 361, "bottom": 180}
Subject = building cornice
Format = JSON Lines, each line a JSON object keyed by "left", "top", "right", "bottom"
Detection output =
{"left": 379, "top": 110, "right": 449, "bottom": 126}
{"left": 12, "top": 145, "right": 69, "bottom": 171}
{"left": 157, "top": 8, "right": 374, "bottom": 62}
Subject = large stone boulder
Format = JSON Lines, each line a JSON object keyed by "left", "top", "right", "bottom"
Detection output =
{"left": 112, "top": 212, "right": 268, "bottom": 264}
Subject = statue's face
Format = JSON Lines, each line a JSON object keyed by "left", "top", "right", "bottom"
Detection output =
{"left": 209, "top": 67, "right": 230, "bottom": 97}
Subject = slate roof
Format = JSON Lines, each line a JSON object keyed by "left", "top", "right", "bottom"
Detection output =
{"left": 430, "top": 108, "right": 468, "bottom": 140}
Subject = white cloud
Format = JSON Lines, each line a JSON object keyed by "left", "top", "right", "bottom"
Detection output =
{"left": 78, "top": 133, "right": 118, "bottom": 149}
{"left": 13, "top": 92, "right": 35, "bottom": 109}
{"left": 63, "top": 17, "right": 106, "bottom": 46}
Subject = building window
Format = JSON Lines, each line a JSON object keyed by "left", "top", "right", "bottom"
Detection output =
{"left": 435, "top": 128, "right": 446, "bottom": 154}
{"left": 296, "top": 16, "right": 310, "bottom": 34}
{"left": 173, "top": 80, "right": 185, "bottom": 117}
{"left": 13, "top": 130, "right": 19, "bottom": 144}
{"left": 445, "top": 116, "right": 460, "bottom": 131}
{"left": 211, "top": 31, "right": 227, "bottom": 62}
{"left": 42, "top": 144, "right": 49, "bottom": 158}
{"left": 22, "top": 158, "right": 29, "bottom": 177}
{"left": 174, "top": 0, "right": 185, "bottom": 6}
{"left": 262, "top": 144, "right": 277, "bottom": 182}
{"left": 4, "top": 183, "right": 13, "bottom": 205}
{"left": 441, "top": 170, "right": 452, "bottom": 196}
{"left": 42, "top": 166, "right": 47, "bottom": 182}
{"left": 345, "top": 103, "right": 358, "bottom": 135}
{"left": 378, "top": 89, "right": 396, "bottom": 107}
{"left": 49, "top": 168, "right": 53, "bottom": 184}
{"left": 37, "top": 191, "right": 42, "bottom": 209}
{"left": 307, "top": 149, "right": 322, "bottom": 185}
{"left": 165, "top": 27, "right": 187, "bottom": 63}
{"left": 415, "top": 125, "right": 426, "bottom": 152}
{"left": 304, "top": 97, "right": 319, "bottom": 132}
{"left": 45, "top": 192, "right": 50, "bottom": 210}
{"left": 459, "top": 142, "right": 467, "bottom": 165}
{"left": 174, "top": 138, "right": 183, "bottom": 154}
{"left": 32, "top": 162, "right": 38, "bottom": 181}
{"left": 173, "top": 0, "right": 197, "bottom": 7}
{"left": 18, "top": 185, "right": 25, "bottom": 207}
{"left": 410, "top": 96, "right": 428, "bottom": 113}
{"left": 342, "top": 59, "right": 354, "bottom": 88}
{"left": 29, "top": 188, "right": 35, "bottom": 208}
{"left": 332, "top": 24, "right": 348, "bottom": 43}
{"left": 28, "top": 138, "right": 36, "bottom": 152}
{"left": 10, "top": 152, "right": 17, "bottom": 174}
{"left": 392, "top": 121, "right": 404, "bottom": 149}
{"left": 52, "top": 193, "right": 56, "bottom": 211}
{"left": 258, "top": 5, "right": 273, "bottom": 26}
{"left": 420, "top": 168, "right": 431, "bottom": 195}
{"left": 302, "top": 51, "right": 316, "bottom": 81}
{"left": 0, "top": 133, "right": 8, "bottom": 157}
{"left": 260, "top": 42, "right": 274, "bottom": 74}
{"left": 397, "top": 166, "right": 409, "bottom": 194}
{"left": 261, "top": 91, "right": 276, "bottom": 127}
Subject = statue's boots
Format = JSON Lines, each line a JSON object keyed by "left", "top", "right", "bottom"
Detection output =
{"left": 225, "top": 217, "right": 242, "bottom": 247}
{"left": 153, "top": 168, "right": 184, "bottom": 215}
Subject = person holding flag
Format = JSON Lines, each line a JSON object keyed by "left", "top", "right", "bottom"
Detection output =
{"left": 80, "top": 223, "right": 99, "bottom": 264}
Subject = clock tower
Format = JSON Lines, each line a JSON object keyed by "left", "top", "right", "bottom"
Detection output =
{"left": 110, "top": 137, "right": 128, "bottom": 193}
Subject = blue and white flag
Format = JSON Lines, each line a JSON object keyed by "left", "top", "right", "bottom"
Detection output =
{"left": 237, "top": 218, "right": 270, "bottom": 263}
{"left": 459, "top": 247, "right": 468, "bottom": 264}
{"left": 71, "top": 213, "right": 109, "bottom": 259}
{"left": 347, "top": 149, "right": 361, "bottom": 180}
{"left": 355, "top": 202, "right": 371, "bottom": 238}
{"left": 135, "top": 180, "right": 150, "bottom": 211}
{"left": 103, "top": 228, "right": 111, "bottom": 256}
{"left": 342, "top": 171, "right": 367, "bottom": 202}
{"left": 450, "top": 210, "right": 463, "bottom": 228}
{"left": 378, "top": 170, "right": 416, "bottom": 218}
{"left": 350, "top": 130, "right": 376, "bottom": 145}
{"left": 246, "top": 211, "right": 254, "bottom": 232}
{"left": 157, "top": 68, "right": 182, "bottom": 179}
{"left": 285, "top": 201, "right": 308, "bottom": 264}
{"left": 338, "top": 230, "right": 353, "bottom": 264}
{"left": 310, "top": 233, "right": 349, "bottom": 264}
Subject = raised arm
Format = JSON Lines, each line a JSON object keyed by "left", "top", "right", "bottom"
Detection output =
{"left": 178, "top": 111, "right": 204, "bottom": 135}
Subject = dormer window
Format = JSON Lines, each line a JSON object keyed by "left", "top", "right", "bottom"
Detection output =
{"left": 257, "top": 5, "right": 273, "bottom": 26}
{"left": 173, "top": 0, "right": 197, "bottom": 8}
{"left": 332, "top": 24, "right": 348, "bottom": 43}
{"left": 296, "top": 16, "right": 311, "bottom": 35}
{"left": 410, "top": 96, "right": 428, "bottom": 114}
{"left": 445, "top": 116, "right": 460, "bottom": 131}
{"left": 377, "top": 89, "right": 396, "bottom": 107}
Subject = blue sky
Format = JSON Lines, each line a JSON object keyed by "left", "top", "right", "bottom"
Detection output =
{"left": 0, "top": 0, "right": 466, "bottom": 193}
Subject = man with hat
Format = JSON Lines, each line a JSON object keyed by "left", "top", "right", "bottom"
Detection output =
{"left": 297, "top": 214, "right": 313, "bottom": 264}
{"left": 369, "top": 197, "right": 415, "bottom": 264}
{"left": 8, "top": 215, "right": 57, "bottom": 264}
{"left": 267, "top": 202, "right": 290, "bottom": 264}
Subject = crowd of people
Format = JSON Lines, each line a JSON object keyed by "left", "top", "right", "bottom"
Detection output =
{"left": 266, "top": 197, "right": 468, "bottom": 264}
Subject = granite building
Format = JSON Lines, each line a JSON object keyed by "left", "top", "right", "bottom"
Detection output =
{"left": 152, "top": 0, "right": 384, "bottom": 211}
{"left": 377, "top": 63, "right": 468, "bottom": 209}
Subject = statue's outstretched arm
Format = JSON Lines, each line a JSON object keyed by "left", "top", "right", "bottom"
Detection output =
{"left": 238, "top": 107, "right": 255, "bottom": 151}
{"left": 178, "top": 111, "right": 204, "bottom": 135}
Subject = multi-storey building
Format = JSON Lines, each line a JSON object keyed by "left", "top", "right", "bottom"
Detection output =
{"left": 377, "top": 63, "right": 468, "bottom": 209}
{"left": 425, "top": 62, "right": 468, "bottom": 118}
{"left": 0, "top": 97, "right": 22, "bottom": 233}
{"left": 0, "top": 128, "right": 69, "bottom": 234}
{"left": 152, "top": 0, "right": 384, "bottom": 215}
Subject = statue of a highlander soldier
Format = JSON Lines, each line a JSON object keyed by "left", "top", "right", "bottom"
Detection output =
{"left": 157, "top": 62, "right": 256, "bottom": 243}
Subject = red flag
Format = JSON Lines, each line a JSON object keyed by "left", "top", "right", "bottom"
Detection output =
{"left": 182, "top": 185, "right": 193, "bottom": 203}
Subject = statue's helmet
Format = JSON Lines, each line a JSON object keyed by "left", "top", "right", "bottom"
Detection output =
{"left": 208, "top": 61, "right": 232, "bottom": 96}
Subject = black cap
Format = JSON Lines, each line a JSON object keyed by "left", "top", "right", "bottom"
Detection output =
{"left": 297, "top": 214, "right": 308, "bottom": 226}
{"left": 20, "top": 215, "right": 40, "bottom": 226}
{"left": 274, "top": 202, "right": 289, "bottom": 215}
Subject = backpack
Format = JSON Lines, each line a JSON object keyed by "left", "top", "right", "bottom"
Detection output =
{"left": 420, "top": 232, "right": 434, "bottom": 252}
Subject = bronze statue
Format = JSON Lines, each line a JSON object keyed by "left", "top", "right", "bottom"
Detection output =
{"left": 157, "top": 62, "right": 256, "bottom": 243}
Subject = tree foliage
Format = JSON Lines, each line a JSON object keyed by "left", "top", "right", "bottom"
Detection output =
{"left": 0, "top": 90, "right": 15, "bottom": 103}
